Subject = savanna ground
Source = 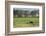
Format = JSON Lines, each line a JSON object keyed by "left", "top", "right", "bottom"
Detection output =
{"left": 13, "top": 16, "right": 39, "bottom": 28}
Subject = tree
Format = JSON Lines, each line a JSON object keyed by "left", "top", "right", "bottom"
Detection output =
{"left": 31, "top": 11, "right": 35, "bottom": 16}
{"left": 24, "top": 10, "right": 28, "bottom": 17}
{"left": 31, "top": 10, "right": 38, "bottom": 16}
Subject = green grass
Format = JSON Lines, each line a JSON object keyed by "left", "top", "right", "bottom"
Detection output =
{"left": 13, "top": 17, "right": 39, "bottom": 28}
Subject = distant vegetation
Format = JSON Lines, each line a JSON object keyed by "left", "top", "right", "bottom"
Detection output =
{"left": 13, "top": 8, "right": 39, "bottom": 18}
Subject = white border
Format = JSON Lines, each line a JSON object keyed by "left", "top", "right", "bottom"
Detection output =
{"left": 10, "top": 5, "right": 42, "bottom": 32}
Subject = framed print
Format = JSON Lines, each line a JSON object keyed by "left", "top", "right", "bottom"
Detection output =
{"left": 5, "top": 1, "right": 45, "bottom": 36}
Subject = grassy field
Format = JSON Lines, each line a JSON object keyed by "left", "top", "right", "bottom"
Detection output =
{"left": 13, "top": 17, "right": 39, "bottom": 28}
